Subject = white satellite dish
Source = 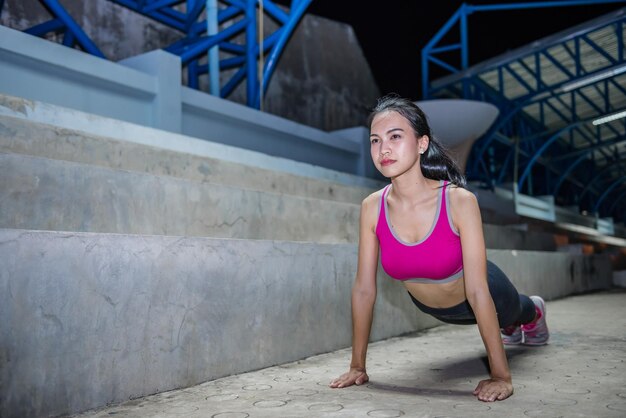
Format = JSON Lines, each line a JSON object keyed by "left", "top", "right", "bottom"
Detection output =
{"left": 415, "top": 99, "right": 499, "bottom": 172}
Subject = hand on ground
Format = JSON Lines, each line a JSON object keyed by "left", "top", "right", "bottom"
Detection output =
{"left": 473, "top": 378, "right": 513, "bottom": 402}
{"left": 329, "top": 368, "right": 369, "bottom": 388}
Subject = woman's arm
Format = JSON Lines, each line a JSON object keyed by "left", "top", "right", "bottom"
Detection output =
{"left": 451, "top": 188, "right": 513, "bottom": 402}
{"left": 330, "top": 193, "right": 380, "bottom": 388}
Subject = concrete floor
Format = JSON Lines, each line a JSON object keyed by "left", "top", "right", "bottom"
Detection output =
{"left": 72, "top": 289, "right": 626, "bottom": 418}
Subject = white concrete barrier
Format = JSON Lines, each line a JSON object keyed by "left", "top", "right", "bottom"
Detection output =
{"left": 0, "top": 229, "right": 613, "bottom": 418}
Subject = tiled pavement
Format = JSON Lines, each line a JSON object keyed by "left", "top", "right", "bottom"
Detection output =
{"left": 73, "top": 289, "right": 626, "bottom": 418}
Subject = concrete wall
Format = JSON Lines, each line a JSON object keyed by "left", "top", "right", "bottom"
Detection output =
{"left": 0, "top": 0, "right": 380, "bottom": 131}
{"left": 0, "top": 229, "right": 438, "bottom": 418}
{"left": 483, "top": 223, "right": 558, "bottom": 251}
{"left": 0, "top": 93, "right": 382, "bottom": 191}
{"left": 487, "top": 249, "right": 613, "bottom": 298}
{"left": 0, "top": 26, "right": 374, "bottom": 176}
{"left": 0, "top": 229, "right": 613, "bottom": 418}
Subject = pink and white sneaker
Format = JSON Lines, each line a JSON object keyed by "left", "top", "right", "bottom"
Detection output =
{"left": 522, "top": 296, "right": 550, "bottom": 345}
{"left": 501, "top": 325, "right": 522, "bottom": 345}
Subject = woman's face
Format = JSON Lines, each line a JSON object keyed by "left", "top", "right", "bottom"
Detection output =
{"left": 369, "top": 110, "right": 427, "bottom": 178}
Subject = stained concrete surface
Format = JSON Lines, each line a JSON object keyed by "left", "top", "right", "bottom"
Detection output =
{"left": 72, "top": 289, "right": 626, "bottom": 418}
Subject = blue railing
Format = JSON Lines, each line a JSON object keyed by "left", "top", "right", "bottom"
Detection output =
{"left": 0, "top": 0, "right": 312, "bottom": 109}
{"left": 422, "top": 1, "right": 626, "bottom": 220}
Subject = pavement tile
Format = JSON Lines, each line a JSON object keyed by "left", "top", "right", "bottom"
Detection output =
{"left": 73, "top": 289, "right": 626, "bottom": 418}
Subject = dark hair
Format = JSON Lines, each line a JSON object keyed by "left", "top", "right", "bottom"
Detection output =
{"left": 367, "top": 93, "right": 466, "bottom": 188}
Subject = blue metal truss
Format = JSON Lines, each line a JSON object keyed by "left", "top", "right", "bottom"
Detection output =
{"left": 422, "top": 1, "right": 626, "bottom": 222}
{"left": 14, "top": 0, "right": 106, "bottom": 57}
{"left": 0, "top": 0, "right": 312, "bottom": 109}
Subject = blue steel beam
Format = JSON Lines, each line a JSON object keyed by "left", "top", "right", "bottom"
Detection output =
{"left": 550, "top": 131, "right": 626, "bottom": 162}
{"left": 178, "top": 18, "right": 248, "bottom": 63}
{"left": 594, "top": 176, "right": 626, "bottom": 213}
{"left": 517, "top": 123, "right": 584, "bottom": 191}
{"left": 107, "top": 0, "right": 186, "bottom": 30}
{"left": 553, "top": 152, "right": 592, "bottom": 196}
{"left": 422, "top": 0, "right": 626, "bottom": 99}
{"left": 245, "top": 0, "right": 256, "bottom": 107}
{"left": 24, "top": 19, "right": 65, "bottom": 36}
{"left": 186, "top": 1, "right": 207, "bottom": 29}
{"left": 464, "top": 18, "right": 625, "bottom": 186}
{"left": 25, "top": 0, "right": 106, "bottom": 58}
{"left": 257, "top": 0, "right": 312, "bottom": 107}
{"left": 579, "top": 158, "right": 626, "bottom": 200}
{"left": 11, "top": 0, "right": 312, "bottom": 110}
{"left": 143, "top": 0, "right": 184, "bottom": 13}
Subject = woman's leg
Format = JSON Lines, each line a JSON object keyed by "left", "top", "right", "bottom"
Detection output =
{"left": 486, "top": 261, "right": 535, "bottom": 328}
{"left": 486, "top": 261, "right": 549, "bottom": 345}
{"left": 407, "top": 261, "right": 548, "bottom": 344}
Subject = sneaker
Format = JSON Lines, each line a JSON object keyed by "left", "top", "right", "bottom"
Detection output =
{"left": 501, "top": 325, "right": 523, "bottom": 345}
{"left": 522, "top": 296, "right": 550, "bottom": 345}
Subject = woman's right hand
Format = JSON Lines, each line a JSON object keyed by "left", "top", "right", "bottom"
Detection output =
{"left": 329, "top": 368, "right": 369, "bottom": 388}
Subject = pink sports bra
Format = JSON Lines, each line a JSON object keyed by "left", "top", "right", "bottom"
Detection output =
{"left": 375, "top": 180, "right": 464, "bottom": 284}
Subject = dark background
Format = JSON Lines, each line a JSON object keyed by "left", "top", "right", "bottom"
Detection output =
{"left": 277, "top": 0, "right": 624, "bottom": 100}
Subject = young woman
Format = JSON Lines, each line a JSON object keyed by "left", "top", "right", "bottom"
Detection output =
{"left": 329, "top": 94, "right": 549, "bottom": 402}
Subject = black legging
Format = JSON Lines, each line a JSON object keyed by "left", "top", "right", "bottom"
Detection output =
{"left": 408, "top": 260, "right": 536, "bottom": 328}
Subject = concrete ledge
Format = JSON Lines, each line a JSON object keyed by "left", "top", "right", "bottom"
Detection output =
{"left": 483, "top": 223, "right": 558, "bottom": 251}
{"left": 181, "top": 87, "right": 362, "bottom": 174}
{"left": 0, "top": 152, "right": 361, "bottom": 242}
{"left": 0, "top": 93, "right": 382, "bottom": 190}
{"left": 0, "top": 229, "right": 613, "bottom": 417}
{"left": 0, "top": 26, "right": 156, "bottom": 126}
{"left": 487, "top": 249, "right": 613, "bottom": 298}
{"left": 0, "top": 114, "right": 377, "bottom": 204}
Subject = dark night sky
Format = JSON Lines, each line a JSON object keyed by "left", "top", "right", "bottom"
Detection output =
{"left": 279, "top": 1, "right": 625, "bottom": 100}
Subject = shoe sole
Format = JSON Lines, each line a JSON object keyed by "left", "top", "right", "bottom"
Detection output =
{"left": 522, "top": 339, "right": 549, "bottom": 346}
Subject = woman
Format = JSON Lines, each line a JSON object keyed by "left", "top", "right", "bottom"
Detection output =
{"left": 329, "top": 94, "right": 549, "bottom": 402}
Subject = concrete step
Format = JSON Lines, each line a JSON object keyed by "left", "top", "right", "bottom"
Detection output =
{"left": 0, "top": 228, "right": 613, "bottom": 418}
{"left": 0, "top": 96, "right": 560, "bottom": 250}
{"left": 0, "top": 111, "right": 380, "bottom": 205}
{"left": 0, "top": 152, "right": 361, "bottom": 242}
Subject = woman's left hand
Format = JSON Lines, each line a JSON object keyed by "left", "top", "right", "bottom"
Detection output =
{"left": 473, "top": 378, "right": 513, "bottom": 402}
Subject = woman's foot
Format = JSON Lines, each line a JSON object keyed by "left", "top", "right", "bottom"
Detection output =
{"left": 521, "top": 296, "right": 550, "bottom": 345}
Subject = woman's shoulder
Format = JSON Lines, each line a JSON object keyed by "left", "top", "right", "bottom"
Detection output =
{"left": 362, "top": 186, "right": 387, "bottom": 205}
{"left": 447, "top": 183, "right": 478, "bottom": 208}
{"left": 360, "top": 186, "right": 387, "bottom": 216}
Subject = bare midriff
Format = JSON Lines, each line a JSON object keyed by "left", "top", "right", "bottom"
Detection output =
{"left": 405, "top": 275, "right": 466, "bottom": 309}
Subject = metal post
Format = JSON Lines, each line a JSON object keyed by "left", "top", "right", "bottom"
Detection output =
{"left": 246, "top": 0, "right": 258, "bottom": 108}
{"left": 258, "top": 0, "right": 312, "bottom": 107}
{"left": 207, "top": 0, "right": 220, "bottom": 96}
{"left": 258, "top": 0, "right": 264, "bottom": 110}
{"left": 460, "top": 4, "right": 470, "bottom": 98}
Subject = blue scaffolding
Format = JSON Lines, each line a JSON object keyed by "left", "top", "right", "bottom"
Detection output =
{"left": 422, "top": 1, "right": 626, "bottom": 224}
{"left": 0, "top": 0, "right": 312, "bottom": 109}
